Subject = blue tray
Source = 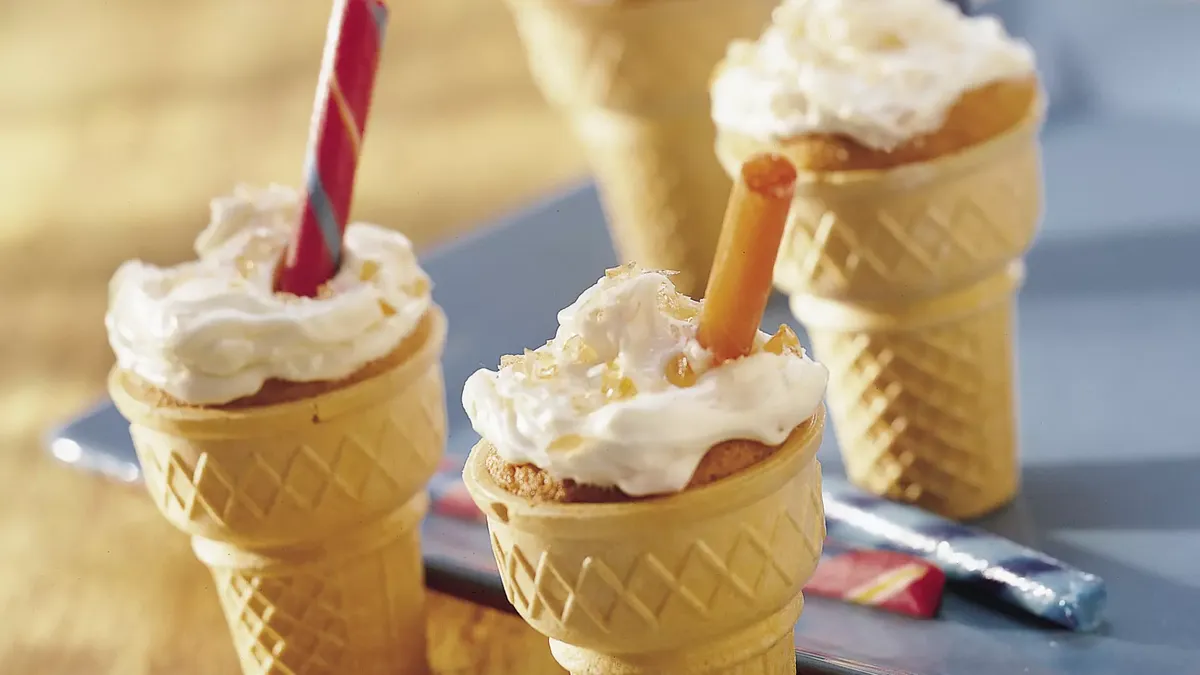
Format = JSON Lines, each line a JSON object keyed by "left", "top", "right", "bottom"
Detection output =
{"left": 49, "top": 109, "right": 1200, "bottom": 673}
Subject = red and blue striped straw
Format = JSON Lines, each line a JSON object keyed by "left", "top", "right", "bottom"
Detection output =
{"left": 275, "top": 0, "right": 389, "bottom": 297}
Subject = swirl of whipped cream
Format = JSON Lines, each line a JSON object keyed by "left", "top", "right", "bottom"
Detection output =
{"left": 462, "top": 266, "right": 829, "bottom": 497}
{"left": 106, "top": 184, "right": 432, "bottom": 405}
{"left": 711, "top": 0, "right": 1036, "bottom": 150}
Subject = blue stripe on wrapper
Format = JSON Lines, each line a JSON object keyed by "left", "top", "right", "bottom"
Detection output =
{"left": 823, "top": 477, "right": 1107, "bottom": 632}
{"left": 305, "top": 169, "right": 343, "bottom": 267}
{"left": 369, "top": 1, "right": 389, "bottom": 44}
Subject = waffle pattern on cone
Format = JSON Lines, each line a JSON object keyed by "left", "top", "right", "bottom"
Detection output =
{"left": 505, "top": 0, "right": 777, "bottom": 111}
{"left": 504, "top": 0, "right": 776, "bottom": 296}
{"left": 193, "top": 499, "right": 429, "bottom": 675}
{"left": 549, "top": 598, "right": 803, "bottom": 675}
{"left": 463, "top": 410, "right": 826, "bottom": 669}
{"left": 716, "top": 102, "right": 1044, "bottom": 302}
{"left": 108, "top": 309, "right": 448, "bottom": 546}
{"left": 793, "top": 268, "right": 1021, "bottom": 519}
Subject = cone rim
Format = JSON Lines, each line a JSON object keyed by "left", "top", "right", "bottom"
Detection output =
{"left": 718, "top": 94, "right": 1046, "bottom": 190}
{"left": 108, "top": 305, "right": 447, "bottom": 436}
{"left": 462, "top": 405, "right": 825, "bottom": 532}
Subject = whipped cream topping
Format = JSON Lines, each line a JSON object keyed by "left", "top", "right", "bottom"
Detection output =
{"left": 711, "top": 0, "right": 1036, "bottom": 150}
{"left": 106, "top": 184, "right": 432, "bottom": 405}
{"left": 462, "top": 266, "right": 828, "bottom": 497}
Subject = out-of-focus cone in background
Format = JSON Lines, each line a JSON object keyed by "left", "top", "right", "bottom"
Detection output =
{"left": 716, "top": 101, "right": 1046, "bottom": 520}
{"left": 501, "top": 0, "right": 777, "bottom": 297}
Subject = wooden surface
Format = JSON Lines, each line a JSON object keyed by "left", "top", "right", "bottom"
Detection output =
{"left": 0, "top": 1, "right": 585, "bottom": 673}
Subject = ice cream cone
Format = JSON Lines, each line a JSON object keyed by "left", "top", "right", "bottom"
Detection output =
{"left": 109, "top": 308, "right": 448, "bottom": 675}
{"left": 192, "top": 496, "right": 429, "bottom": 675}
{"left": 462, "top": 407, "right": 827, "bottom": 675}
{"left": 504, "top": 0, "right": 777, "bottom": 296}
{"left": 715, "top": 102, "right": 1044, "bottom": 303}
{"left": 715, "top": 99, "right": 1043, "bottom": 518}
{"left": 792, "top": 265, "right": 1023, "bottom": 520}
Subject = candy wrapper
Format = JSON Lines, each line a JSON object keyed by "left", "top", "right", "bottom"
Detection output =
{"left": 823, "top": 477, "right": 1107, "bottom": 632}
{"left": 427, "top": 459, "right": 946, "bottom": 620}
{"left": 807, "top": 542, "right": 945, "bottom": 619}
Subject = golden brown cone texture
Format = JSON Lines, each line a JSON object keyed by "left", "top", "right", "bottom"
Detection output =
{"left": 715, "top": 79, "right": 1045, "bottom": 519}
{"left": 793, "top": 264, "right": 1024, "bottom": 519}
{"left": 504, "top": 0, "right": 778, "bottom": 296}
{"left": 108, "top": 308, "right": 448, "bottom": 675}
{"left": 463, "top": 408, "right": 827, "bottom": 674}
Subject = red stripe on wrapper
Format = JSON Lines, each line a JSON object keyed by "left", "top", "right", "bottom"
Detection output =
{"left": 805, "top": 549, "right": 946, "bottom": 619}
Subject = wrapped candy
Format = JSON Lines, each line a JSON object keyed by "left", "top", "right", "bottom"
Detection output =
{"left": 806, "top": 542, "right": 945, "bottom": 619}
{"left": 822, "top": 477, "right": 1107, "bottom": 632}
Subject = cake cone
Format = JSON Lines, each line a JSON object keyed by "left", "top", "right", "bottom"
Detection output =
{"left": 715, "top": 103, "right": 1044, "bottom": 303}
{"left": 792, "top": 265, "right": 1024, "bottom": 520}
{"left": 109, "top": 308, "right": 448, "bottom": 675}
{"left": 715, "top": 101, "right": 1044, "bottom": 518}
{"left": 463, "top": 408, "right": 827, "bottom": 675}
{"left": 192, "top": 496, "right": 428, "bottom": 675}
{"left": 504, "top": 0, "right": 776, "bottom": 296}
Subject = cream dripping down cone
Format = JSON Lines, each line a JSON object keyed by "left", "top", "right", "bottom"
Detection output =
{"left": 715, "top": 99, "right": 1045, "bottom": 519}
{"left": 502, "top": 0, "right": 777, "bottom": 296}
{"left": 109, "top": 308, "right": 448, "bottom": 675}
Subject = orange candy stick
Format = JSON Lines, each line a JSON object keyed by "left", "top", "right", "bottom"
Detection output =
{"left": 697, "top": 153, "right": 798, "bottom": 363}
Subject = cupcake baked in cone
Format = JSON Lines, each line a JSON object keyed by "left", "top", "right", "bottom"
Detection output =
{"left": 462, "top": 262, "right": 829, "bottom": 675}
{"left": 711, "top": 0, "right": 1044, "bottom": 519}
{"left": 106, "top": 185, "right": 446, "bottom": 675}
{"left": 502, "top": 0, "right": 778, "bottom": 296}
